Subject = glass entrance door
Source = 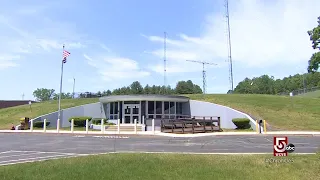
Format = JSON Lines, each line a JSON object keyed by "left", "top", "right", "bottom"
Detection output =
{"left": 123, "top": 104, "right": 140, "bottom": 124}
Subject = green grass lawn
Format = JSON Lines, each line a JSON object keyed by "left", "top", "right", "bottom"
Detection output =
{"left": 222, "top": 128, "right": 254, "bottom": 132}
{"left": 0, "top": 153, "right": 319, "bottom": 180}
{"left": 298, "top": 90, "right": 320, "bottom": 98}
{"left": 0, "top": 98, "right": 98, "bottom": 129}
{"left": 188, "top": 94, "right": 320, "bottom": 131}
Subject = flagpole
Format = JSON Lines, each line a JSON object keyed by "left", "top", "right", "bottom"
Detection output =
{"left": 58, "top": 44, "right": 65, "bottom": 123}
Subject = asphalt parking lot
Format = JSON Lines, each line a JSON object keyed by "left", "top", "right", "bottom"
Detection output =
{"left": 0, "top": 133, "right": 319, "bottom": 166}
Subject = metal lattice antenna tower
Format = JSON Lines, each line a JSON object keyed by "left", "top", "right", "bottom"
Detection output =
{"left": 22, "top": 93, "right": 25, "bottom": 100}
{"left": 164, "top": 32, "right": 167, "bottom": 92}
{"left": 225, "top": 0, "right": 234, "bottom": 91}
{"left": 186, "top": 60, "right": 217, "bottom": 94}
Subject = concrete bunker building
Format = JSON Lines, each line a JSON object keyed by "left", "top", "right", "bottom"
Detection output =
{"left": 32, "top": 94, "right": 258, "bottom": 132}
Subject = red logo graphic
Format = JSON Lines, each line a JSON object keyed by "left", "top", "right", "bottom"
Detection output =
{"left": 273, "top": 137, "right": 288, "bottom": 156}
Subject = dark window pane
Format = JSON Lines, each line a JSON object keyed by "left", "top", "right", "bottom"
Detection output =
{"left": 124, "top": 101, "right": 140, "bottom": 104}
{"left": 110, "top": 102, "right": 114, "bottom": 114}
{"left": 125, "top": 116, "right": 130, "bottom": 123}
{"left": 148, "top": 101, "right": 154, "bottom": 114}
{"left": 148, "top": 115, "right": 154, "bottom": 119}
{"left": 176, "top": 102, "right": 182, "bottom": 114}
{"left": 156, "top": 115, "right": 162, "bottom": 119}
{"left": 156, "top": 101, "right": 162, "bottom": 114}
{"left": 124, "top": 105, "right": 131, "bottom": 114}
{"left": 170, "top": 102, "right": 175, "bottom": 114}
{"left": 133, "top": 105, "right": 139, "bottom": 114}
{"left": 141, "top": 101, "right": 146, "bottom": 117}
{"left": 114, "top": 102, "right": 118, "bottom": 114}
{"left": 164, "top": 101, "right": 169, "bottom": 114}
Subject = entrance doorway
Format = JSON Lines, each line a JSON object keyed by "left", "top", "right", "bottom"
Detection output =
{"left": 123, "top": 104, "right": 140, "bottom": 124}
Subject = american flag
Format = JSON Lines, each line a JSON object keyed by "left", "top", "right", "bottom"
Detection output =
{"left": 62, "top": 50, "right": 71, "bottom": 63}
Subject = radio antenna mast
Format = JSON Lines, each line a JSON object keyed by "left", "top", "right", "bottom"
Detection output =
{"left": 225, "top": 0, "right": 234, "bottom": 92}
{"left": 186, "top": 60, "right": 217, "bottom": 94}
{"left": 164, "top": 31, "right": 167, "bottom": 93}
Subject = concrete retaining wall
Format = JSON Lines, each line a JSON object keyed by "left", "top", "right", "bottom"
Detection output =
{"left": 189, "top": 100, "right": 258, "bottom": 130}
{"left": 31, "top": 103, "right": 106, "bottom": 128}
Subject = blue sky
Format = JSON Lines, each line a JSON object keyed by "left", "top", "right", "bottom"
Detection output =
{"left": 0, "top": 0, "right": 319, "bottom": 100}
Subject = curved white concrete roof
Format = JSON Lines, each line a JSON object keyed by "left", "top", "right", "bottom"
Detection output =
{"left": 99, "top": 95, "right": 190, "bottom": 103}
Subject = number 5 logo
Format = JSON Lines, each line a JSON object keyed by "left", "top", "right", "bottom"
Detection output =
{"left": 274, "top": 137, "right": 287, "bottom": 153}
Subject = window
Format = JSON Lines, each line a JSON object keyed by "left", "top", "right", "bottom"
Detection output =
{"left": 109, "top": 102, "right": 119, "bottom": 119}
{"left": 148, "top": 101, "right": 154, "bottom": 114}
{"left": 115, "top": 102, "right": 118, "bottom": 114}
{"left": 164, "top": 101, "right": 169, "bottom": 114}
{"left": 176, "top": 102, "right": 182, "bottom": 115}
{"left": 156, "top": 101, "right": 162, "bottom": 114}
{"left": 124, "top": 101, "right": 140, "bottom": 104}
{"left": 109, "top": 102, "right": 114, "bottom": 114}
{"left": 170, "top": 102, "right": 175, "bottom": 114}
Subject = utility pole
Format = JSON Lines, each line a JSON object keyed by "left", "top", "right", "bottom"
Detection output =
{"left": 73, "top": 77, "right": 75, "bottom": 98}
{"left": 186, "top": 60, "right": 217, "bottom": 94}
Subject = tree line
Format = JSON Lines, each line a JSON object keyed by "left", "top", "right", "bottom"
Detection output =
{"left": 234, "top": 72, "right": 320, "bottom": 95}
{"left": 32, "top": 80, "right": 202, "bottom": 101}
{"left": 235, "top": 16, "right": 320, "bottom": 95}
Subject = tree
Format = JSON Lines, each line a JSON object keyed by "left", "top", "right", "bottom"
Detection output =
{"left": 33, "top": 88, "right": 55, "bottom": 101}
{"left": 130, "top": 81, "right": 143, "bottom": 94}
{"left": 175, "top": 80, "right": 202, "bottom": 94}
{"left": 234, "top": 72, "right": 320, "bottom": 95}
{"left": 144, "top": 84, "right": 151, "bottom": 94}
{"left": 53, "top": 92, "right": 73, "bottom": 100}
{"left": 307, "top": 16, "right": 320, "bottom": 73}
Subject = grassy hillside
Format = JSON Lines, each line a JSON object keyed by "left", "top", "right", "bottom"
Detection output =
{"left": 0, "top": 94, "right": 319, "bottom": 131}
{"left": 298, "top": 90, "right": 320, "bottom": 98}
{"left": 0, "top": 98, "right": 98, "bottom": 129}
{"left": 188, "top": 94, "right": 320, "bottom": 131}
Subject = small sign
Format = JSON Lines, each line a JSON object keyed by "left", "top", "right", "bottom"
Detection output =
{"left": 28, "top": 101, "right": 31, "bottom": 105}
{"left": 289, "top": 92, "right": 293, "bottom": 97}
{"left": 273, "top": 136, "right": 295, "bottom": 156}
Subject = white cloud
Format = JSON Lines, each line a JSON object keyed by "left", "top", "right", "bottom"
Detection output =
{"left": 84, "top": 53, "right": 150, "bottom": 82}
{"left": 0, "top": 54, "right": 20, "bottom": 69}
{"left": 0, "top": 4, "right": 85, "bottom": 69}
{"left": 144, "top": 0, "right": 320, "bottom": 73}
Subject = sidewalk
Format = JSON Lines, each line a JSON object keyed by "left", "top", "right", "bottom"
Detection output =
{"left": 0, "top": 130, "right": 320, "bottom": 137}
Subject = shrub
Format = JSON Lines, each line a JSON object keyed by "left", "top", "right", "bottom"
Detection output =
{"left": 91, "top": 118, "right": 108, "bottom": 125}
{"left": 232, "top": 118, "right": 251, "bottom": 129}
{"left": 33, "top": 121, "right": 50, "bottom": 128}
{"left": 68, "top": 116, "right": 92, "bottom": 127}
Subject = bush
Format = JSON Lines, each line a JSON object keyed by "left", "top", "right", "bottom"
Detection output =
{"left": 91, "top": 118, "right": 108, "bottom": 125}
{"left": 33, "top": 121, "right": 50, "bottom": 128}
{"left": 68, "top": 116, "right": 92, "bottom": 127}
{"left": 232, "top": 118, "right": 251, "bottom": 129}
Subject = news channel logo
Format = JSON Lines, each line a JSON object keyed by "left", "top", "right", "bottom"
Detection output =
{"left": 273, "top": 136, "right": 295, "bottom": 156}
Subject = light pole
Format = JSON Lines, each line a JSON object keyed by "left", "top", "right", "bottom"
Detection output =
{"left": 73, "top": 77, "right": 75, "bottom": 98}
